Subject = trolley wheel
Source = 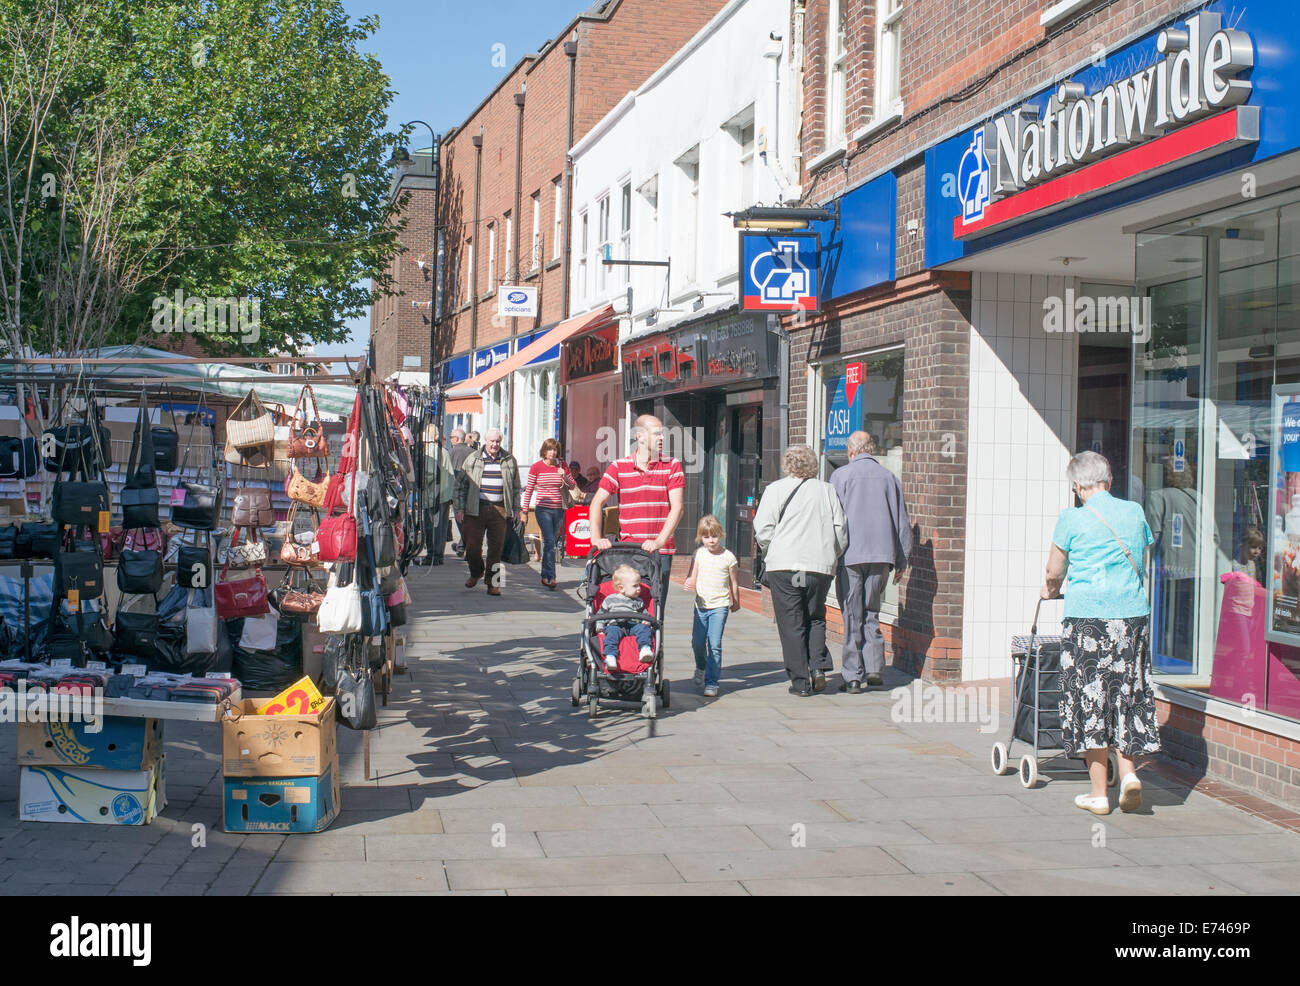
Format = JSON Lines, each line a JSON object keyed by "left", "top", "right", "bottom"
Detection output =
{"left": 1107, "top": 749, "right": 1119, "bottom": 788}
{"left": 642, "top": 691, "right": 657, "bottom": 719}
{"left": 991, "top": 742, "right": 1010, "bottom": 776}
{"left": 660, "top": 678, "right": 670, "bottom": 709}
{"left": 1018, "top": 754, "right": 1039, "bottom": 789}
{"left": 588, "top": 690, "right": 599, "bottom": 720}
{"left": 571, "top": 677, "right": 582, "bottom": 707}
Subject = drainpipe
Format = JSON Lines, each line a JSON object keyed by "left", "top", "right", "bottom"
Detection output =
{"left": 510, "top": 87, "right": 526, "bottom": 446}
{"left": 470, "top": 130, "right": 483, "bottom": 356}
{"left": 563, "top": 39, "right": 578, "bottom": 320}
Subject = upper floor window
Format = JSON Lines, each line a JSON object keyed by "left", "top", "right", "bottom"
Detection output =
{"left": 504, "top": 211, "right": 513, "bottom": 282}
{"left": 530, "top": 192, "right": 542, "bottom": 271}
{"left": 875, "top": 0, "right": 904, "bottom": 121}
{"left": 597, "top": 194, "right": 611, "bottom": 292}
{"left": 619, "top": 181, "right": 632, "bottom": 286}
{"left": 552, "top": 178, "right": 563, "bottom": 262}
{"left": 828, "top": 0, "right": 848, "bottom": 146}
{"left": 486, "top": 221, "right": 496, "bottom": 292}
{"left": 578, "top": 210, "right": 589, "bottom": 300}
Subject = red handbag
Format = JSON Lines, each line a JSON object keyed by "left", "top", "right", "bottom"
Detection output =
{"left": 315, "top": 392, "right": 360, "bottom": 562}
{"left": 215, "top": 529, "right": 269, "bottom": 618}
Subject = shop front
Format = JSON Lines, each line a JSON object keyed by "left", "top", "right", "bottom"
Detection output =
{"left": 509, "top": 328, "right": 561, "bottom": 469}
{"left": 621, "top": 310, "right": 782, "bottom": 583}
{"left": 923, "top": 0, "right": 1300, "bottom": 804}
{"left": 561, "top": 315, "right": 622, "bottom": 482}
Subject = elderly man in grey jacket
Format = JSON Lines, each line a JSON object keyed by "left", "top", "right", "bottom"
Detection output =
{"left": 831, "top": 431, "right": 913, "bottom": 693}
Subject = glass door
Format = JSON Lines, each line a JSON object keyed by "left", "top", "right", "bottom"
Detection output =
{"left": 731, "top": 404, "right": 762, "bottom": 585}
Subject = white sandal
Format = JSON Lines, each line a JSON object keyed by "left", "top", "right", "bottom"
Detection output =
{"left": 1118, "top": 773, "right": 1142, "bottom": 812}
{"left": 1074, "top": 793, "right": 1111, "bottom": 816}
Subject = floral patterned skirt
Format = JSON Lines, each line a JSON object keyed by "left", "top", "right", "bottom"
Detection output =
{"left": 1058, "top": 616, "right": 1161, "bottom": 757}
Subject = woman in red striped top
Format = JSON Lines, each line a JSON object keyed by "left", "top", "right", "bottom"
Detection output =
{"left": 522, "top": 438, "right": 577, "bottom": 589}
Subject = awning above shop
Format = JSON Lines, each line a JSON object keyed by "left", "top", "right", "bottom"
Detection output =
{"left": 444, "top": 395, "right": 484, "bottom": 415}
{"left": 446, "top": 305, "right": 616, "bottom": 400}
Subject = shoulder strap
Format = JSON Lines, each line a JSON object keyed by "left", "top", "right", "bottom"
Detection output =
{"left": 1082, "top": 501, "right": 1143, "bottom": 584}
{"left": 776, "top": 478, "right": 810, "bottom": 527}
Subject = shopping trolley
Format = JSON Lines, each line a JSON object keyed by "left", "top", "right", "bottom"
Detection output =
{"left": 990, "top": 597, "right": 1119, "bottom": 789}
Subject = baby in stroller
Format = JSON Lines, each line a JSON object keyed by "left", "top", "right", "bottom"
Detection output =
{"left": 599, "top": 564, "right": 655, "bottom": 670}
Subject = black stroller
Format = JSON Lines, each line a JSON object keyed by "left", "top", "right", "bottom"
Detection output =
{"left": 571, "top": 544, "right": 669, "bottom": 719}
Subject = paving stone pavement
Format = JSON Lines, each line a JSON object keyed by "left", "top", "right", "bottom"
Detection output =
{"left": 2, "top": 555, "right": 1298, "bottom": 895}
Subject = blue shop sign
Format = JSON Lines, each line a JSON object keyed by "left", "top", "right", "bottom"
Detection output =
{"left": 811, "top": 172, "right": 896, "bottom": 301}
{"left": 925, "top": 1, "right": 1300, "bottom": 267}
{"left": 473, "top": 343, "right": 509, "bottom": 375}
{"left": 515, "top": 330, "right": 560, "bottom": 365}
{"left": 740, "top": 232, "right": 820, "bottom": 313}
{"left": 442, "top": 354, "right": 471, "bottom": 385}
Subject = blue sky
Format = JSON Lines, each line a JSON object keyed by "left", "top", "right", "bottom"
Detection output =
{"left": 328, "top": 0, "right": 589, "bottom": 356}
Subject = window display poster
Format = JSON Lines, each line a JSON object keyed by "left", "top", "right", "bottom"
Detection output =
{"left": 1267, "top": 389, "right": 1300, "bottom": 644}
{"left": 823, "top": 362, "right": 863, "bottom": 454}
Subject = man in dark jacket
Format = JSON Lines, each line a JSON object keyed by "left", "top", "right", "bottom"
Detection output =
{"left": 830, "top": 431, "right": 913, "bottom": 692}
{"left": 454, "top": 428, "right": 522, "bottom": 597}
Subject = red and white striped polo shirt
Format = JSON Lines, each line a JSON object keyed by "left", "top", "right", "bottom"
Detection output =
{"left": 599, "top": 455, "right": 685, "bottom": 554}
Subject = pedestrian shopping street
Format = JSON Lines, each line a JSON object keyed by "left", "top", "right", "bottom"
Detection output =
{"left": 2, "top": 558, "right": 1297, "bottom": 896}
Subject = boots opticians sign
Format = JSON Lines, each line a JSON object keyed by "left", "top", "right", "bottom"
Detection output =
{"left": 955, "top": 11, "right": 1257, "bottom": 238}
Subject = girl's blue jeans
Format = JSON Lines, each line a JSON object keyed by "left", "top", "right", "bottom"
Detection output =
{"left": 692, "top": 604, "right": 729, "bottom": 687}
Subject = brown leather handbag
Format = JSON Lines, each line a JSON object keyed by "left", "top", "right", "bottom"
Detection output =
{"left": 279, "top": 503, "right": 321, "bottom": 568}
{"left": 285, "top": 463, "right": 329, "bottom": 508}
{"left": 232, "top": 476, "right": 274, "bottom": 528}
{"left": 288, "top": 385, "right": 331, "bottom": 459}
{"left": 276, "top": 570, "right": 324, "bottom": 616}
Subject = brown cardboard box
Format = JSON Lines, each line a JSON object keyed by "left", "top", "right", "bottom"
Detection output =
{"left": 221, "top": 698, "right": 336, "bottom": 778}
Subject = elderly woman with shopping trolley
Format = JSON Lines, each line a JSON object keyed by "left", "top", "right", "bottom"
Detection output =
{"left": 1039, "top": 450, "right": 1161, "bottom": 816}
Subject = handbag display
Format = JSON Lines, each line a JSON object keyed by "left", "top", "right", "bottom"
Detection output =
{"left": 335, "top": 651, "right": 377, "bottom": 730}
{"left": 120, "top": 394, "right": 159, "bottom": 529}
{"left": 55, "top": 536, "right": 104, "bottom": 600}
{"left": 222, "top": 531, "right": 268, "bottom": 570}
{"left": 232, "top": 479, "right": 274, "bottom": 528}
{"left": 176, "top": 532, "right": 211, "bottom": 589}
{"left": 357, "top": 493, "right": 389, "bottom": 638}
{"left": 279, "top": 503, "right": 320, "bottom": 568}
{"left": 0, "top": 436, "right": 38, "bottom": 479}
{"left": 122, "top": 526, "right": 167, "bottom": 554}
{"left": 240, "top": 608, "right": 280, "bottom": 651}
{"left": 288, "top": 384, "right": 331, "bottom": 459}
{"left": 317, "top": 567, "right": 362, "bottom": 634}
{"left": 316, "top": 393, "right": 361, "bottom": 563}
{"left": 152, "top": 391, "right": 180, "bottom": 472}
{"left": 21, "top": 521, "right": 60, "bottom": 559}
{"left": 172, "top": 478, "right": 222, "bottom": 530}
{"left": 61, "top": 600, "right": 113, "bottom": 653}
{"left": 42, "top": 385, "right": 112, "bottom": 474}
{"left": 285, "top": 464, "right": 329, "bottom": 508}
{"left": 114, "top": 610, "right": 160, "bottom": 657}
{"left": 186, "top": 588, "right": 219, "bottom": 655}
{"left": 224, "top": 388, "right": 276, "bottom": 451}
{"left": 214, "top": 530, "right": 269, "bottom": 619}
{"left": 0, "top": 525, "right": 17, "bottom": 560}
{"left": 117, "top": 538, "right": 165, "bottom": 595}
{"left": 275, "top": 570, "right": 325, "bottom": 616}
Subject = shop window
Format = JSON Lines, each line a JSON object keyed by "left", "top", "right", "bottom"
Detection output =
{"left": 874, "top": 0, "right": 904, "bottom": 123}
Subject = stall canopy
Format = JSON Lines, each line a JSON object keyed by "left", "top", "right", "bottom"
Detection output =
{"left": 0, "top": 345, "right": 360, "bottom": 418}
{"left": 444, "top": 305, "right": 616, "bottom": 414}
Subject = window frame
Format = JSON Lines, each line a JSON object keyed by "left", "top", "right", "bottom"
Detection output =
{"left": 874, "top": 0, "right": 904, "bottom": 122}
{"left": 827, "top": 0, "right": 848, "bottom": 147}
{"left": 552, "top": 178, "right": 563, "bottom": 262}
{"left": 530, "top": 191, "right": 542, "bottom": 272}
{"left": 597, "top": 193, "right": 612, "bottom": 292}
{"left": 486, "top": 221, "right": 496, "bottom": 293}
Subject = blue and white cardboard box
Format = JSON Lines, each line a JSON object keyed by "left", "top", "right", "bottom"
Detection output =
{"left": 19, "top": 756, "right": 167, "bottom": 825}
{"left": 223, "top": 756, "right": 339, "bottom": 834}
{"left": 17, "top": 716, "right": 163, "bottom": 771}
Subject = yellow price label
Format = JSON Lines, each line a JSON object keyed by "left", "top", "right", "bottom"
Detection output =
{"left": 98, "top": 510, "right": 110, "bottom": 533}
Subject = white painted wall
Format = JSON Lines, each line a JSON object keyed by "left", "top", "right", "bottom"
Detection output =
{"left": 569, "top": 0, "right": 798, "bottom": 341}
{"left": 963, "top": 271, "right": 1079, "bottom": 680}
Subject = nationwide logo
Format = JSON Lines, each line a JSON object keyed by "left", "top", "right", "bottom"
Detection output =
{"left": 957, "top": 11, "right": 1255, "bottom": 231}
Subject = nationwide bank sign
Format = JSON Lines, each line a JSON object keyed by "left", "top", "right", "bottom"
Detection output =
{"left": 955, "top": 11, "right": 1258, "bottom": 238}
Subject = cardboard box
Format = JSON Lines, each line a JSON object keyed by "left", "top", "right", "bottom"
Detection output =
{"left": 223, "top": 758, "right": 338, "bottom": 834}
{"left": 17, "top": 716, "right": 163, "bottom": 771}
{"left": 19, "top": 757, "right": 167, "bottom": 825}
{"left": 221, "top": 697, "right": 336, "bottom": 777}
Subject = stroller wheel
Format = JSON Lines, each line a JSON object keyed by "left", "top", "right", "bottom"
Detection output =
{"left": 1107, "top": 749, "right": 1119, "bottom": 788}
{"left": 641, "top": 691, "right": 657, "bottom": 719}
{"left": 991, "top": 742, "right": 1010, "bottom": 776}
{"left": 571, "top": 677, "right": 582, "bottom": 707}
{"left": 1018, "top": 754, "right": 1039, "bottom": 789}
{"left": 660, "top": 677, "right": 670, "bottom": 709}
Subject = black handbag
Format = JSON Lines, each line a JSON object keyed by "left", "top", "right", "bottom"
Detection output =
{"left": 44, "top": 617, "right": 87, "bottom": 667}
{"left": 335, "top": 656, "right": 377, "bottom": 730}
{"left": 114, "top": 610, "right": 160, "bottom": 657}
{"left": 52, "top": 477, "right": 109, "bottom": 529}
{"left": 55, "top": 533, "right": 104, "bottom": 599}
{"left": 60, "top": 603, "right": 113, "bottom": 653}
{"left": 501, "top": 519, "right": 527, "bottom": 565}
{"left": 121, "top": 394, "right": 159, "bottom": 528}
{"left": 320, "top": 633, "right": 353, "bottom": 694}
{"left": 21, "top": 521, "right": 59, "bottom": 559}
{"left": 0, "top": 437, "right": 37, "bottom": 479}
{"left": 117, "top": 542, "right": 164, "bottom": 594}
{"left": 357, "top": 493, "right": 389, "bottom": 638}
{"left": 42, "top": 387, "right": 112, "bottom": 474}
{"left": 176, "top": 534, "right": 211, "bottom": 589}
{"left": 0, "top": 525, "right": 16, "bottom": 560}
{"left": 152, "top": 391, "right": 180, "bottom": 472}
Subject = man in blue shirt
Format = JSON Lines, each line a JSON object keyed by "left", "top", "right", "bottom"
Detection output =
{"left": 830, "top": 431, "right": 913, "bottom": 693}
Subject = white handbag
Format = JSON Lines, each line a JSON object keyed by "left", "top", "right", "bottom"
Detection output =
{"left": 317, "top": 568, "right": 362, "bottom": 634}
{"left": 222, "top": 538, "right": 268, "bottom": 570}
{"left": 186, "top": 589, "right": 219, "bottom": 655}
{"left": 240, "top": 607, "right": 279, "bottom": 650}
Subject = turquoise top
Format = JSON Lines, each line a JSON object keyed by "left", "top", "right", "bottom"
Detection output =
{"left": 1051, "top": 490, "right": 1153, "bottom": 619}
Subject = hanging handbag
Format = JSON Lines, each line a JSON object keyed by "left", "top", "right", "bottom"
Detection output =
{"left": 285, "top": 464, "right": 329, "bottom": 508}
{"left": 122, "top": 526, "right": 167, "bottom": 554}
{"left": 357, "top": 494, "right": 389, "bottom": 638}
{"left": 317, "top": 566, "right": 363, "bottom": 634}
{"left": 0, "top": 525, "right": 16, "bottom": 560}
{"left": 240, "top": 608, "right": 280, "bottom": 651}
{"left": 172, "top": 476, "right": 222, "bottom": 530}
{"left": 61, "top": 599, "right": 113, "bottom": 654}
{"left": 0, "top": 436, "right": 37, "bottom": 479}
{"left": 117, "top": 533, "right": 165, "bottom": 594}
{"left": 121, "top": 393, "right": 160, "bottom": 529}
{"left": 288, "top": 384, "right": 331, "bottom": 459}
{"left": 386, "top": 576, "right": 409, "bottom": 628}
{"left": 44, "top": 612, "right": 88, "bottom": 667}
{"left": 316, "top": 392, "right": 361, "bottom": 562}
{"left": 276, "top": 570, "right": 325, "bottom": 616}
{"left": 335, "top": 646, "right": 377, "bottom": 731}
{"left": 186, "top": 587, "right": 219, "bottom": 655}
{"left": 279, "top": 503, "right": 320, "bottom": 568}
{"left": 51, "top": 430, "right": 109, "bottom": 529}
{"left": 223, "top": 529, "right": 268, "bottom": 570}
{"left": 232, "top": 477, "right": 275, "bottom": 528}
{"left": 320, "top": 633, "right": 353, "bottom": 693}
{"left": 55, "top": 533, "right": 104, "bottom": 600}
{"left": 21, "top": 520, "right": 59, "bottom": 559}
{"left": 152, "top": 389, "right": 180, "bottom": 472}
{"left": 214, "top": 529, "right": 269, "bottom": 619}
{"left": 114, "top": 610, "right": 160, "bottom": 657}
{"left": 225, "top": 388, "right": 276, "bottom": 451}
{"left": 176, "top": 532, "right": 212, "bottom": 588}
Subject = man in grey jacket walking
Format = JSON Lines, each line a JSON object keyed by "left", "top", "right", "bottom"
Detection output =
{"left": 831, "top": 431, "right": 913, "bottom": 692}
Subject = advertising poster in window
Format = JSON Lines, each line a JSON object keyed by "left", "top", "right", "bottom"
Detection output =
{"left": 1268, "top": 385, "right": 1300, "bottom": 645}
{"left": 823, "top": 362, "right": 863, "bottom": 454}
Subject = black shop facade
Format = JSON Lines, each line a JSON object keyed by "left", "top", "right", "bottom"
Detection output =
{"left": 621, "top": 309, "right": 782, "bottom": 581}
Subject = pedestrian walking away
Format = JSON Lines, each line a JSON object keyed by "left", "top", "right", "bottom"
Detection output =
{"left": 454, "top": 428, "right": 522, "bottom": 596}
{"left": 447, "top": 428, "right": 473, "bottom": 556}
{"left": 830, "top": 430, "right": 913, "bottom": 692}
{"left": 754, "top": 445, "right": 848, "bottom": 696}
{"left": 587, "top": 414, "right": 685, "bottom": 615}
{"left": 1042, "top": 450, "right": 1160, "bottom": 816}
{"left": 682, "top": 514, "right": 739, "bottom": 698}
{"left": 523, "top": 438, "right": 577, "bottom": 589}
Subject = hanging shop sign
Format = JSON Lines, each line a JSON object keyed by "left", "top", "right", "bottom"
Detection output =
{"left": 823, "top": 363, "right": 864, "bottom": 454}
{"left": 739, "top": 232, "right": 820, "bottom": 313}
{"left": 498, "top": 286, "right": 538, "bottom": 318}
{"left": 473, "top": 343, "right": 510, "bottom": 376}
{"left": 562, "top": 323, "right": 619, "bottom": 384}
{"left": 621, "top": 313, "right": 778, "bottom": 402}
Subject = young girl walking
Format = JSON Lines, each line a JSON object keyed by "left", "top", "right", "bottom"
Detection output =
{"left": 683, "top": 515, "right": 740, "bottom": 698}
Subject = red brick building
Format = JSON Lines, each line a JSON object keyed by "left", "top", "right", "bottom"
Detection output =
{"left": 788, "top": 0, "right": 1300, "bottom": 808}
{"left": 371, "top": 0, "right": 728, "bottom": 459}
